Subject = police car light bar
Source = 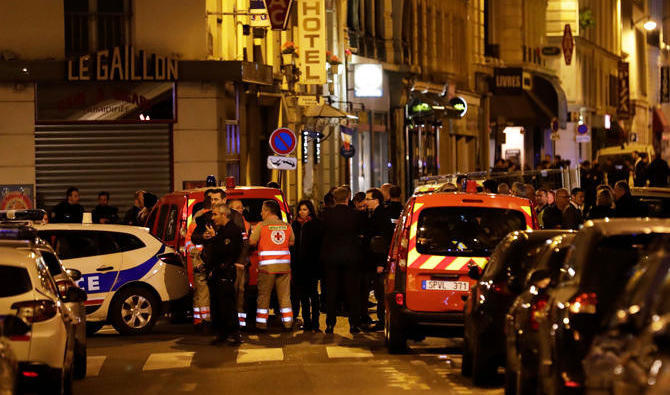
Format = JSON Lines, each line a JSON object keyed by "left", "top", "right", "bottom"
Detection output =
{"left": 0, "top": 209, "right": 47, "bottom": 221}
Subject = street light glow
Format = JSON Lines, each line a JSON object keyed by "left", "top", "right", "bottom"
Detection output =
{"left": 643, "top": 20, "right": 657, "bottom": 31}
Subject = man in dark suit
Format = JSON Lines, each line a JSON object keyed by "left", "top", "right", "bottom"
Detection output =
{"left": 320, "top": 186, "right": 363, "bottom": 334}
{"left": 562, "top": 188, "right": 584, "bottom": 230}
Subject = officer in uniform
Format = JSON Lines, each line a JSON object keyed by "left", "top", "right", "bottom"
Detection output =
{"left": 228, "top": 199, "right": 252, "bottom": 329}
{"left": 201, "top": 203, "right": 243, "bottom": 345}
{"left": 249, "top": 200, "right": 295, "bottom": 331}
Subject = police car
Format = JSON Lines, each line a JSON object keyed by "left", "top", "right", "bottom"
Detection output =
{"left": 34, "top": 223, "right": 189, "bottom": 335}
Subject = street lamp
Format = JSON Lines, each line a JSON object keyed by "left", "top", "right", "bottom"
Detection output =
{"left": 643, "top": 20, "right": 657, "bottom": 31}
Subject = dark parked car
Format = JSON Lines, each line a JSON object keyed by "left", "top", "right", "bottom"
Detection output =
{"left": 535, "top": 218, "right": 670, "bottom": 395}
{"left": 504, "top": 233, "right": 576, "bottom": 395}
{"left": 462, "top": 229, "right": 570, "bottom": 386}
{"left": 582, "top": 238, "right": 670, "bottom": 394}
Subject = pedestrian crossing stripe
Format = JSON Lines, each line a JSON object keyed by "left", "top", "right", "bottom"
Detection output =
{"left": 325, "top": 346, "right": 373, "bottom": 359}
{"left": 142, "top": 352, "right": 195, "bottom": 371}
{"left": 86, "top": 355, "right": 106, "bottom": 377}
{"left": 236, "top": 347, "right": 284, "bottom": 363}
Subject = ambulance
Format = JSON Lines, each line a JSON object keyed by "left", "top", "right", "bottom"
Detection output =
{"left": 383, "top": 191, "right": 537, "bottom": 353}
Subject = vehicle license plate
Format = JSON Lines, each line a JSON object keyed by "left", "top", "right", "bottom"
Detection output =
{"left": 421, "top": 280, "right": 469, "bottom": 291}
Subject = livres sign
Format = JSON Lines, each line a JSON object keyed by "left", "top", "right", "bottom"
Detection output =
{"left": 67, "top": 46, "right": 178, "bottom": 81}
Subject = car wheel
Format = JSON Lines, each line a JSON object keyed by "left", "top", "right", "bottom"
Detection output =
{"left": 471, "top": 337, "right": 497, "bottom": 386}
{"left": 73, "top": 341, "right": 87, "bottom": 380}
{"left": 384, "top": 308, "right": 406, "bottom": 354}
{"left": 86, "top": 322, "right": 104, "bottom": 336}
{"left": 110, "top": 287, "right": 159, "bottom": 335}
{"left": 461, "top": 334, "right": 473, "bottom": 377}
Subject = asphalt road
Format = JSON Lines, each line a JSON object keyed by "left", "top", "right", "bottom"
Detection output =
{"left": 74, "top": 319, "right": 503, "bottom": 395}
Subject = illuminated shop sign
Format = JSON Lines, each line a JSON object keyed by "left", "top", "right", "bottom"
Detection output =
{"left": 67, "top": 46, "right": 178, "bottom": 82}
{"left": 354, "top": 64, "right": 383, "bottom": 97}
{"left": 448, "top": 96, "right": 467, "bottom": 118}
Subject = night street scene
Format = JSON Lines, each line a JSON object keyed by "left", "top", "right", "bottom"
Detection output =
{"left": 2, "top": 1, "right": 670, "bottom": 394}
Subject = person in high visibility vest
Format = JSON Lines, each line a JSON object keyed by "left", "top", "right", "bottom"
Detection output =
{"left": 249, "top": 200, "right": 295, "bottom": 331}
{"left": 228, "top": 199, "right": 252, "bottom": 330}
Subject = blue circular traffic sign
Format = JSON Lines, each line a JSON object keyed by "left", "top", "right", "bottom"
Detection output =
{"left": 577, "top": 124, "right": 588, "bottom": 135}
{"left": 269, "top": 128, "right": 297, "bottom": 155}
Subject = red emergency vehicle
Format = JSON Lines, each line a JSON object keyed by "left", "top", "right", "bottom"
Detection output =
{"left": 146, "top": 181, "right": 291, "bottom": 290}
{"left": 384, "top": 192, "right": 537, "bottom": 353}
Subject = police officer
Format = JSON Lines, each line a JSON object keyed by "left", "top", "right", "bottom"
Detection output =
{"left": 228, "top": 199, "right": 251, "bottom": 329}
{"left": 249, "top": 200, "right": 295, "bottom": 331}
{"left": 201, "top": 203, "right": 243, "bottom": 345}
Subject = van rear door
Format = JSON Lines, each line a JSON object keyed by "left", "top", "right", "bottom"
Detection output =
{"left": 405, "top": 205, "right": 528, "bottom": 312}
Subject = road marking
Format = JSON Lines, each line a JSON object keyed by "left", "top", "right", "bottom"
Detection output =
{"left": 86, "top": 356, "right": 107, "bottom": 377}
{"left": 326, "top": 346, "right": 374, "bottom": 359}
{"left": 179, "top": 383, "right": 197, "bottom": 392}
{"left": 142, "top": 352, "right": 195, "bottom": 371}
{"left": 237, "top": 347, "right": 284, "bottom": 363}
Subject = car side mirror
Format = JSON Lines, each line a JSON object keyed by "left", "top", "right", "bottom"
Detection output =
{"left": 527, "top": 269, "right": 551, "bottom": 289}
{"left": 468, "top": 265, "right": 482, "bottom": 280}
{"left": 64, "top": 286, "right": 87, "bottom": 303}
{"left": 1, "top": 315, "right": 30, "bottom": 338}
{"left": 66, "top": 268, "right": 82, "bottom": 282}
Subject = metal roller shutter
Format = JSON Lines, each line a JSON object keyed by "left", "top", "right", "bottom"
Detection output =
{"left": 35, "top": 124, "right": 172, "bottom": 215}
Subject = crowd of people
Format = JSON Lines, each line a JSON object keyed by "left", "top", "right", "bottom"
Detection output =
{"left": 48, "top": 187, "right": 158, "bottom": 225}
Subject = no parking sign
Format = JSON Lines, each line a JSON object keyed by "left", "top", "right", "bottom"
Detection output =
{"left": 269, "top": 128, "right": 297, "bottom": 155}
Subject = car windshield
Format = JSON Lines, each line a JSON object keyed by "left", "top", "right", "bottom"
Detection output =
{"left": 415, "top": 207, "right": 527, "bottom": 257}
{"left": 0, "top": 266, "right": 32, "bottom": 297}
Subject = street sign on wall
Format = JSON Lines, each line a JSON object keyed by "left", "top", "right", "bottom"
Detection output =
{"left": 263, "top": 0, "right": 294, "bottom": 30}
{"left": 618, "top": 62, "right": 631, "bottom": 120}
{"left": 269, "top": 127, "right": 297, "bottom": 155}
{"left": 562, "top": 24, "right": 574, "bottom": 65}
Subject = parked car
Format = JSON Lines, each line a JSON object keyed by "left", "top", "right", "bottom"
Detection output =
{"left": 0, "top": 222, "right": 88, "bottom": 379}
{"left": 463, "top": 229, "right": 570, "bottom": 385}
{"left": 149, "top": 182, "right": 291, "bottom": 327}
{"left": 535, "top": 218, "right": 670, "bottom": 395}
{"left": 34, "top": 223, "right": 189, "bottom": 335}
{"left": 582, "top": 237, "right": 670, "bottom": 394}
{"left": 504, "top": 233, "right": 576, "bottom": 395}
{"left": 0, "top": 242, "right": 81, "bottom": 394}
{"left": 383, "top": 191, "right": 537, "bottom": 353}
{"left": 631, "top": 187, "right": 670, "bottom": 218}
{"left": 0, "top": 315, "right": 20, "bottom": 395}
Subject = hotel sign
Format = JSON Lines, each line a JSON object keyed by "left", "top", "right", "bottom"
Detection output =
{"left": 67, "top": 46, "right": 178, "bottom": 81}
{"left": 297, "top": 0, "right": 326, "bottom": 85}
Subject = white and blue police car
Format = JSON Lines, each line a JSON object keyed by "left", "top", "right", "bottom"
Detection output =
{"left": 34, "top": 223, "right": 189, "bottom": 335}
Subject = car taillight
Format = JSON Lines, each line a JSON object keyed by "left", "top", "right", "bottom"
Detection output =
{"left": 530, "top": 298, "right": 548, "bottom": 330}
{"left": 11, "top": 300, "right": 57, "bottom": 323}
{"left": 569, "top": 292, "right": 597, "bottom": 314}
{"left": 492, "top": 282, "right": 511, "bottom": 295}
{"left": 395, "top": 293, "right": 404, "bottom": 306}
{"left": 159, "top": 252, "right": 184, "bottom": 268}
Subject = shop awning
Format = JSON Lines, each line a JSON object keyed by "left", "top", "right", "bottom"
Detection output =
{"left": 490, "top": 72, "right": 567, "bottom": 128}
{"left": 303, "top": 103, "right": 349, "bottom": 118}
{"left": 653, "top": 107, "right": 670, "bottom": 134}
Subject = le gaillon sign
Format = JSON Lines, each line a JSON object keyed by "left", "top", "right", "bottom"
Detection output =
{"left": 67, "top": 46, "right": 178, "bottom": 81}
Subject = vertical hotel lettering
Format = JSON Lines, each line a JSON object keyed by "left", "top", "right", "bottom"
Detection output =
{"left": 298, "top": 0, "right": 326, "bottom": 85}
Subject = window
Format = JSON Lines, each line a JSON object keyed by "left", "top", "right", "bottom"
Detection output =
{"left": 112, "top": 232, "right": 145, "bottom": 252}
{"left": 146, "top": 207, "right": 159, "bottom": 234}
{"left": 416, "top": 207, "right": 527, "bottom": 257}
{"left": 481, "top": 237, "right": 547, "bottom": 282}
{"left": 155, "top": 204, "right": 170, "bottom": 240}
{"left": 38, "top": 230, "right": 123, "bottom": 259}
{"left": 0, "top": 266, "right": 32, "bottom": 297}
{"left": 40, "top": 251, "right": 64, "bottom": 276}
{"left": 36, "top": 258, "right": 59, "bottom": 298}
{"left": 97, "top": 232, "right": 120, "bottom": 255}
{"left": 163, "top": 205, "right": 179, "bottom": 241}
{"left": 64, "top": 0, "right": 132, "bottom": 57}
